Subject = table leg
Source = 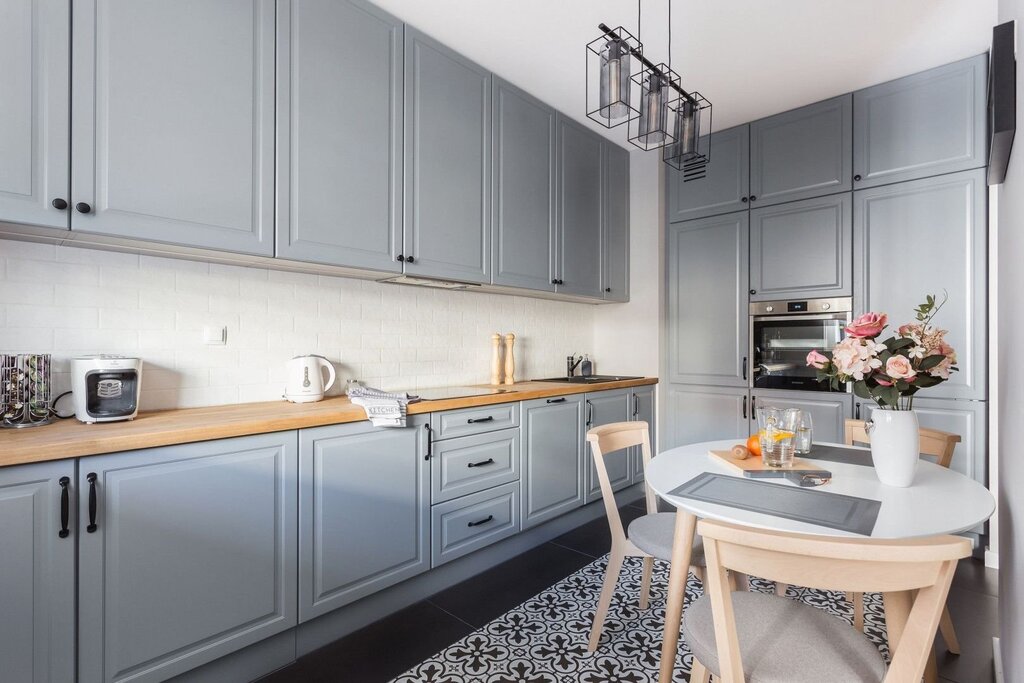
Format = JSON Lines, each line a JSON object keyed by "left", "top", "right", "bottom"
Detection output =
{"left": 658, "top": 509, "right": 698, "bottom": 683}
{"left": 883, "top": 590, "right": 938, "bottom": 683}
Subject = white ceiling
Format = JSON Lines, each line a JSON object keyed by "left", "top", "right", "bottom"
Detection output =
{"left": 371, "top": 0, "right": 997, "bottom": 138}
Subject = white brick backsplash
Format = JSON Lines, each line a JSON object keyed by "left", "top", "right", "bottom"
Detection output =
{"left": 1, "top": 238, "right": 595, "bottom": 410}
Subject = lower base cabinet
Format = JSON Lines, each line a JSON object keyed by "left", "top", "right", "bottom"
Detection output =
{"left": 298, "top": 417, "right": 429, "bottom": 622}
{"left": 521, "top": 395, "right": 585, "bottom": 529}
{"left": 78, "top": 432, "right": 298, "bottom": 683}
{"left": 583, "top": 388, "right": 633, "bottom": 503}
{"left": 749, "top": 390, "right": 853, "bottom": 444}
{"left": 431, "top": 481, "right": 520, "bottom": 566}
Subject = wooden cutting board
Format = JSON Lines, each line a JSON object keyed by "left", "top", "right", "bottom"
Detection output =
{"left": 709, "top": 449, "right": 818, "bottom": 474}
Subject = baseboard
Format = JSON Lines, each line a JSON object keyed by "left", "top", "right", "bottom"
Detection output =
{"left": 985, "top": 548, "right": 1000, "bottom": 569}
{"left": 994, "top": 637, "right": 1004, "bottom": 683}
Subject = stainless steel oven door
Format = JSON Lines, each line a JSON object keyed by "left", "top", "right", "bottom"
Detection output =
{"left": 750, "top": 312, "right": 851, "bottom": 392}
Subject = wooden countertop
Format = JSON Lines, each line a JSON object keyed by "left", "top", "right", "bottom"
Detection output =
{"left": 0, "top": 378, "right": 657, "bottom": 467}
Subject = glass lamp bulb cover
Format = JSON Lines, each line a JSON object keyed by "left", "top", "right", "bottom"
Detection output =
{"left": 599, "top": 40, "right": 631, "bottom": 120}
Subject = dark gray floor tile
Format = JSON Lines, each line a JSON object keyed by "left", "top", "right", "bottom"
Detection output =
{"left": 934, "top": 586, "right": 999, "bottom": 683}
{"left": 951, "top": 557, "right": 998, "bottom": 597}
{"left": 549, "top": 504, "right": 646, "bottom": 558}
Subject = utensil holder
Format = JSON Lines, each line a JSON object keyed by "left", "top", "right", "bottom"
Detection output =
{"left": 1, "top": 353, "right": 55, "bottom": 428}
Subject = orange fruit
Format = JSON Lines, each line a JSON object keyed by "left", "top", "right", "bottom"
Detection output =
{"left": 746, "top": 434, "right": 762, "bottom": 457}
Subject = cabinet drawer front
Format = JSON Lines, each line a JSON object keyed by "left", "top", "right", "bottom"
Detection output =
{"left": 430, "top": 402, "right": 519, "bottom": 439}
{"left": 431, "top": 482, "right": 520, "bottom": 566}
{"left": 432, "top": 429, "right": 520, "bottom": 503}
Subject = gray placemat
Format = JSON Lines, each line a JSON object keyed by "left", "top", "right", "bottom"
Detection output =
{"left": 803, "top": 443, "right": 873, "bottom": 466}
{"left": 669, "top": 471, "right": 882, "bottom": 535}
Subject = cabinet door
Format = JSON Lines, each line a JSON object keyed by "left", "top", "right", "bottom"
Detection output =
{"left": 853, "top": 54, "right": 987, "bottom": 188}
{"left": 299, "top": 417, "right": 428, "bottom": 622}
{"left": 0, "top": 0, "right": 69, "bottom": 230}
{"left": 0, "top": 461, "right": 76, "bottom": 683}
{"left": 750, "top": 193, "right": 852, "bottom": 300}
{"left": 667, "top": 125, "right": 749, "bottom": 222}
{"left": 521, "top": 395, "right": 585, "bottom": 529}
{"left": 854, "top": 169, "right": 987, "bottom": 400}
{"left": 491, "top": 77, "right": 556, "bottom": 291}
{"left": 556, "top": 115, "right": 604, "bottom": 298}
{"left": 662, "top": 384, "right": 749, "bottom": 449}
{"left": 78, "top": 432, "right": 297, "bottom": 683}
{"left": 602, "top": 142, "right": 630, "bottom": 301}
{"left": 749, "top": 390, "right": 852, "bottom": 444}
{"left": 749, "top": 95, "right": 852, "bottom": 206}
{"left": 404, "top": 27, "right": 490, "bottom": 283}
{"left": 631, "top": 385, "right": 656, "bottom": 484}
{"left": 667, "top": 212, "right": 749, "bottom": 386}
{"left": 71, "top": 0, "right": 275, "bottom": 255}
{"left": 583, "top": 389, "right": 633, "bottom": 503}
{"left": 275, "top": 0, "right": 403, "bottom": 272}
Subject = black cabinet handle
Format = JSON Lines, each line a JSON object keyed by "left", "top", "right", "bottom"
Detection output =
{"left": 854, "top": 174, "right": 862, "bottom": 182}
{"left": 546, "top": 397, "right": 566, "bottom": 404}
{"left": 52, "top": 198, "right": 68, "bottom": 210}
{"left": 749, "top": 289, "right": 757, "bottom": 295}
{"left": 467, "top": 416, "right": 494, "bottom": 424}
{"left": 742, "top": 356, "right": 748, "bottom": 380}
{"left": 467, "top": 458, "right": 495, "bottom": 468}
{"left": 741, "top": 196, "right": 748, "bottom": 203}
{"left": 467, "top": 515, "right": 493, "bottom": 528}
{"left": 751, "top": 395, "right": 757, "bottom": 414}
{"left": 742, "top": 396, "right": 747, "bottom": 420}
{"left": 632, "top": 394, "right": 639, "bottom": 417}
{"left": 424, "top": 424, "right": 433, "bottom": 461}
{"left": 586, "top": 399, "right": 593, "bottom": 427}
{"left": 397, "top": 254, "right": 405, "bottom": 262}
{"left": 551, "top": 278, "right": 558, "bottom": 284}
{"left": 749, "top": 195, "right": 757, "bottom": 201}
{"left": 86, "top": 472, "right": 98, "bottom": 533}
{"left": 855, "top": 403, "right": 861, "bottom": 420}
{"left": 406, "top": 256, "right": 415, "bottom": 263}
{"left": 75, "top": 202, "right": 92, "bottom": 214}
{"left": 58, "top": 476, "right": 70, "bottom": 538}
{"left": 605, "top": 287, "right": 611, "bottom": 293}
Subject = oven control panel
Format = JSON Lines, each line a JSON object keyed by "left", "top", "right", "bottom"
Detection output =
{"left": 749, "top": 297, "right": 852, "bottom": 316}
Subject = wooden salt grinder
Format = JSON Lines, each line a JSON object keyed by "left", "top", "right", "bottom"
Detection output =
{"left": 503, "top": 333, "right": 516, "bottom": 385}
{"left": 491, "top": 333, "right": 503, "bottom": 385}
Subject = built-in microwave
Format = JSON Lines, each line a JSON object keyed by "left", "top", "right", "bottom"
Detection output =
{"left": 749, "top": 297, "right": 852, "bottom": 392}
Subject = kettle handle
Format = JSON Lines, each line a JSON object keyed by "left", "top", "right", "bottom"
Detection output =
{"left": 319, "top": 358, "right": 337, "bottom": 392}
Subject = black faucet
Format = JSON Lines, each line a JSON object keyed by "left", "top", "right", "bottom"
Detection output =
{"left": 566, "top": 354, "right": 583, "bottom": 378}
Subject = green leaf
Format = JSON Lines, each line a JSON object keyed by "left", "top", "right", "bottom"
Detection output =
{"left": 853, "top": 381, "right": 873, "bottom": 399}
{"left": 917, "top": 354, "right": 945, "bottom": 371}
{"left": 886, "top": 337, "right": 915, "bottom": 351}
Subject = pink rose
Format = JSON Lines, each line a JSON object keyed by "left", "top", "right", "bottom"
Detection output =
{"left": 846, "top": 312, "right": 888, "bottom": 338}
{"left": 806, "top": 350, "right": 829, "bottom": 369}
{"left": 885, "top": 355, "right": 916, "bottom": 381}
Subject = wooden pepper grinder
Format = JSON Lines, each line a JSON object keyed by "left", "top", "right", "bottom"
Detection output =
{"left": 490, "top": 333, "right": 503, "bottom": 385}
{"left": 503, "top": 333, "right": 516, "bottom": 385}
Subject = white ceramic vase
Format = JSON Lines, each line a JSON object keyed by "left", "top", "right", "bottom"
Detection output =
{"left": 868, "top": 409, "right": 920, "bottom": 487}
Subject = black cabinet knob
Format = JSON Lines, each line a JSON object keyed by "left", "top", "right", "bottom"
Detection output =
{"left": 396, "top": 254, "right": 405, "bottom": 262}
{"left": 854, "top": 174, "right": 862, "bottom": 181}
{"left": 75, "top": 202, "right": 92, "bottom": 214}
{"left": 741, "top": 196, "right": 748, "bottom": 203}
{"left": 749, "top": 195, "right": 757, "bottom": 201}
{"left": 605, "top": 287, "right": 611, "bottom": 293}
{"left": 749, "top": 289, "right": 757, "bottom": 295}
{"left": 51, "top": 198, "right": 68, "bottom": 210}
{"left": 406, "top": 256, "right": 414, "bottom": 263}
{"left": 551, "top": 278, "right": 558, "bottom": 285}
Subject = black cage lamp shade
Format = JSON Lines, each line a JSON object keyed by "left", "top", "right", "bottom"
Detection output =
{"left": 628, "top": 63, "right": 679, "bottom": 151}
{"left": 586, "top": 27, "right": 642, "bottom": 128}
{"left": 664, "top": 91, "right": 712, "bottom": 178}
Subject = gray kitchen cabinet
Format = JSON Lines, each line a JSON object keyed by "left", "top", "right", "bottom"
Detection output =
{"left": 603, "top": 142, "right": 631, "bottom": 301}
{"left": 431, "top": 428, "right": 520, "bottom": 504}
{"left": 583, "top": 388, "right": 633, "bottom": 503}
{"left": 404, "top": 27, "right": 491, "bottom": 283}
{"left": 275, "top": 0, "right": 403, "bottom": 272}
{"left": 748, "top": 389, "right": 853, "bottom": 444}
{"left": 491, "top": 77, "right": 556, "bottom": 291}
{"left": 298, "top": 417, "right": 429, "bottom": 622}
{"left": 430, "top": 402, "right": 519, "bottom": 440}
{"left": 555, "top": 115, "right": 605, "bottom": 298}
{"left": 631, "top": 384, "right": 656, "bottom": 484}
{"left": 667, "top": 124, "right": 749, "bottom": 222}
{"left": 0, "top": 461, "right": 76, "bottom": 683}
{"left": 853, "top": 168, "right": 987, "bottom": 400}
{"left": 0, "top": 0, "right": 70, "bottom": 230}
{"left": 853, "top": 54, "right": 987, "bottom": 188}
{"left": 662, "top": 384, "right": 750, "bottom": 449}
{"left": 431, "top": 482, "right": 520, "bottom": 567}
{"left": 667, "top": 212, "right": 750, "bottom": 387}
{"left": 749, "top": 95, "right": 852, "bottom": 207}
{"left": 78, "top": 432, "right": 298, "bottom": 683}
{"left": 749, "top": 193, "right": 852, "bottom": 301}
{"left": 521, "top": 394, "right": 585, "bottom": 529}
{"left": 70, "top": 0, "right": 275, "bottom": 256}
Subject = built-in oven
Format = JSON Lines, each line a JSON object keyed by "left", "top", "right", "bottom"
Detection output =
{"left": 749, "top": 297, "right": 852, "bottom": 392}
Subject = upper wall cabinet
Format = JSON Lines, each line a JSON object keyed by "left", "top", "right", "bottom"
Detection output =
{"left": 0, "top": 0, "right": 70, "bottom": 230}
{"left": 668, "top": 125, "right": 749, "bottom": 222}
{"left": 603, "top": 143, "right": 630, "bottom": 302}
{"left": 491, "top": 77, "right": 556, "bottom": 291}
{"left": 749, "top": 95, "right": 852, "bottom": 206}
{"left": 404, "top": 28, "right": 491, "bottom": 284}
{"left": 556, "top": 115, "right": 605, "bottom": 298}
{"left": 853, "top": 54, "right": 987, "bottom": 188}
{"left": 275, "top": 0, "right": 403, "bottom": 273}
{"left": 70, "top": 0, "right": 276, "bottom": 256}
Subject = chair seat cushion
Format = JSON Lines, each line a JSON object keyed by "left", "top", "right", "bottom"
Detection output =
{"left": 627, "top": 512, "right": 705, "bottom": 566}
{"left": 682, "top": 591, "right": 886, "bottom": 683}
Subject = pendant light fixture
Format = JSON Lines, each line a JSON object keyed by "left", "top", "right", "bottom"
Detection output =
{"left": 586, "top": 29, "right": 641, "bottom": 127}
{"left": 628, "top": 62, "right": 678, "bottom": 151}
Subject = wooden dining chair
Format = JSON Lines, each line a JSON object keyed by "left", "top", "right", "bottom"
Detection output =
{"left": 684, "top": 519, "right": 970, "bottom": 683}
{"left": 844, "top": 418, "right": 962, "bottom": 654}
{"left": 585, "top": 421, "right": 708, "bottom": 652}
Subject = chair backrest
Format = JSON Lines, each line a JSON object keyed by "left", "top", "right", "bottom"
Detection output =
{"left": 697, "top": 518, "right": 970, "bottom": 683}
{"left": 843, "top": 419, "right": 961, "bottom": 468}
{"left": 586, "top": 422, "right": 656, "bottom": 544}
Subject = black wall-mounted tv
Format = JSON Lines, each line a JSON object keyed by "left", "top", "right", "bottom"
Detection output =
{"left": 989, "top": 20, "right": 1016, "bottom": 186}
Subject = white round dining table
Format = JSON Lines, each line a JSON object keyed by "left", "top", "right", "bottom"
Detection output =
{"left": 644, "top": 439, "right": 996, "bottom": 683}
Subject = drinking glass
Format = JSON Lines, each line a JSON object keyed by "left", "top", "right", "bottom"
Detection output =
{"left": 756, "top": 406, "right": 799, "bottom": 467}
{"left": 795, "top": 411, "right": 813, "bottom": 455}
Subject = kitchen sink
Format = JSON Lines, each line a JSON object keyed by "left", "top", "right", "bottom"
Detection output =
{"left": 534, "top": 375, "right": 642, "bottom": 384}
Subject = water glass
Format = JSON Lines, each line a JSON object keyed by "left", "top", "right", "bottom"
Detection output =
{"left": 795, "top": 411, "right": 813, "bottom": 455}
{"left": 756, "top": 406, "right": 799, "bottom": 468}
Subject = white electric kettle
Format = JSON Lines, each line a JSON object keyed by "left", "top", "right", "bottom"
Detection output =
{"left": 284, "top": 354, "right": 336, "bottom": 403}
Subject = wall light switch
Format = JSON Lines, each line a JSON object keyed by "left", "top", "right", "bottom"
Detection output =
{"left": 203, "top": 325, "right": 227, "bottom": 345}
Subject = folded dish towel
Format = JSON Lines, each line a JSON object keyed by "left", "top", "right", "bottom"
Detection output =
{"left": 347, "top": 381, "right": 419, "bottom": 428}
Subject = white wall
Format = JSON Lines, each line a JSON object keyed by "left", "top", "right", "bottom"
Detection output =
{"left": 0, "top": 239, "right": 595, "bottom": 411}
